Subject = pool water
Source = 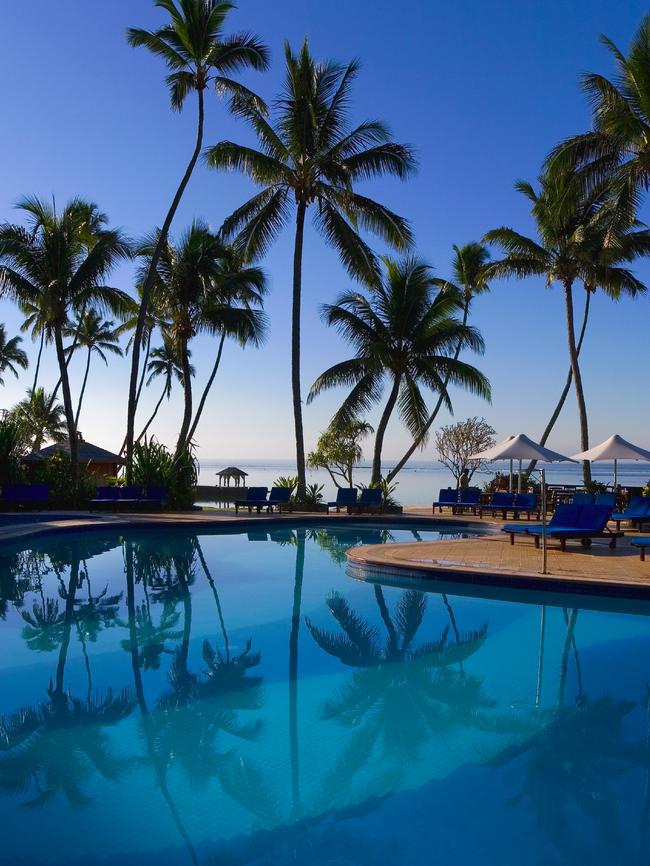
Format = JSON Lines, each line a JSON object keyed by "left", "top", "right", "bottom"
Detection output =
{"left": 1, "top": 522, "right": 649, "bottom": 866}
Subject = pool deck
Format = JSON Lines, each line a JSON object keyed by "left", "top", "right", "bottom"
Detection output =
{"left": 1, "top": 506, "right": 649, "bottom": 596}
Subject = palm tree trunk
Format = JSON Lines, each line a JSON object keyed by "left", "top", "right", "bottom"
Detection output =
{"left": 74, "top": 348, "right": 92, "bottom": 428}
{"left": 557, "top": 608, "right": 578, "bottom": 707}
{"left": 135, "top": 381, "right": 168, "bottom": 444}
{"left": 125, "top": 87, "right": 205, "bottom": 483}
{"left": 371, "top": 374, "right": 401, "bottom": 485}
{"left": 196, "top": 540, "right": 230, "bottom": 661}
{"left": 53, "top": 323, "right": 78, "bottom": 484}
{"left": 176, "top": 337, "right": 193, "bottom": 454}
{"left": 289, "top": 529, "right": 305, "bottom": 816}
{"left": 526, "top": 290, "right": 591, "bottom": 476}
{"left": 292, "top": 201, "right": 308, "bottom": 498}
{"left": 387, "top": 302, "right": 469, "bottom": 483}
{"left": 563, "top": 280, "right": 591, "bottom": 484}
{"left": 32, "top": 330, "right": 44, "bottom": 392}
{"left": 134, "top": 331, "right": 151, "bottom": 414}
{"left": 186, "top": 331, "right": 226, "bottom": 445}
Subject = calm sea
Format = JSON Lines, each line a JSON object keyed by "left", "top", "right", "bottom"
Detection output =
{"left": 197, "top": 458, "right": 650, "bottom": 506}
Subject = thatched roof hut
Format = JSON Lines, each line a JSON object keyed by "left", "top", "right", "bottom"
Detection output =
{"left": 37, "top": 434, "right": 124, "bottom": 480}
{"left": 216, "top": 466, "right": 248, "bottom": 487}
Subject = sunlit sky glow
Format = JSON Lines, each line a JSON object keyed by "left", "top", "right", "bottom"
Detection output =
{"left": 0, "top": 0, "right": 648, "bottom": 462}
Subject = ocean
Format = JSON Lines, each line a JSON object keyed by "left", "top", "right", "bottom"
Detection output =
{"left": 196, "top": 458, "right": 650, "bottom": 506}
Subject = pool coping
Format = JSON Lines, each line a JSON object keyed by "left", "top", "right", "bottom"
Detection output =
{"left": 0, "top": 510, "right": 487, "bottom": 549}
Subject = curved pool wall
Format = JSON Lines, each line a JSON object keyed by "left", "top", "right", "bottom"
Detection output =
{"left": 1, "top": 521, "right": 649, "bottom": 866}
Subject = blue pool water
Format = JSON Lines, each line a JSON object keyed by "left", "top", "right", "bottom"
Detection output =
{"left": 1, "top": 522, "right": 649, "bottom": 866}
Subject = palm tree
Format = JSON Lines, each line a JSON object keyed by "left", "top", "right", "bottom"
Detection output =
{"left": 387, "top": 242, "right": 491, "bottom": 482}
{"left": 20, "top": 300, "right": 53, "bottom": 391}
{"left": 308, "top": 256, "right": 491, "bottom": 485}
{"left": 0, "top": 323, "right": 28, "bottom": 385}
{"left": 547, "top": 15, "right": 650, "bottom": 197}
{"left": 136, "top": 337, "right": 187, "bottom": 443}
{"left": 0, "top": 197, "right": 131, "bottom": 483}
{"left": 137, "top": 223, "right": 268, "bottom": 452}
{"left": 64, "top": 309, "right": 123, "bottom": 427}
{"left": 12, "top": 387, "right": 66, "bottom": 450}
{"left": 206, "top": 40, "right": 416, "bottom": 495}
{"left": 484, "top": 172, "right": 648, "bottom": 483}
{"left": 525, "top": 205, "right": 650, "bottom": 476}
{"left": 124, "top": 0, "right": 269, "bottom": 481}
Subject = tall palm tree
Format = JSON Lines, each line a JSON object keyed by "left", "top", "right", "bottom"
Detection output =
{"left": 484, "top": 173, "right": 648, "bottom": 483}
{"left": 547, "top": 15, "right": 650, "bottom": 196}
{"left": 308, "top": 257, "right": 491, "bottom": 484}
{"left": 0, "top": 323, "right": 28, "bottom": 386}
{"left": 12, "top": 387, "right": 66, "bottom": 450}
{"left": 136, "top": 337, "right": 187, "bottom": 443}
{"left": 387, "top": 242, "right": 491, "bottom": 482}
{"left": 64, "top": 309, "right": 123, "bottom": 427}
{"left": 206, "top": 40, "right": 416, "bottom": 495}
{"left": 0, "top": 197, "right": 131, "bottom": 483}
{"left": 124, "top": 0, "right": 269, "bottom": 481}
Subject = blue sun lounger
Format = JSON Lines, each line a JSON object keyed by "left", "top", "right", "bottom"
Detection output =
{"left": 328, "top": 488, "right": 358, "bottom": 512}
{"left": 235, "top": 487, "right": 269, "bottom": 514}
{"left": 611, "top": 496, "right": 650, "bottom": 530}
{"left": 478, "top": 492, "right": 514, "bottom": 519}
{"left": 510, "top": 492, "right": 540, "bottom": 520}
{"left": 357, "top": 488, "right": 382, "bottom": 514}
{"left": 631, "top": 538, "right": 650, "bottom": 561}
{"left": 1, "top": 483, "right": 49, "bottom": 510}
{"left": 266, "top": 486, "right": 292, "bottom": 513}
{"left": 432, "top": 488, "right": 458, "bottom": 513}
{"left": 458, "top": 487, "right": 481, "bottom": 515}
{"left": 90, "top": 486, "right": 120, "bottom": 509}
{"left": 503, "top": 503, "right": 621, "bottom": 551}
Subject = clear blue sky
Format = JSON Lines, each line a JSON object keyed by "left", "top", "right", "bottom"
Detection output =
{"left": 0, "top": 0, "right": 648, "bottom": 461}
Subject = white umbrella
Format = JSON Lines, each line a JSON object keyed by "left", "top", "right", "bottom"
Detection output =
{"left": 572, "top": 434, "right": 650, "bottom": 488}
{"left": 469, "top": 433, "right": 575, "bottom": 492}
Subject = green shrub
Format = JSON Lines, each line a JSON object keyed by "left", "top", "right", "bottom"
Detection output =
{"left": 131, "top": 438, "right": 197, "bottom": 509}
{"left": 0, "top": 417, "right": 26, "bottom": 487}
{"left": 33, "top": 451, "right": 95, "bottom": 507}
{"left": 273, "top": 475, "right": 298, "bottom": 492}
{"left": 294, "top": 483, "right": 324, "bottom": 508}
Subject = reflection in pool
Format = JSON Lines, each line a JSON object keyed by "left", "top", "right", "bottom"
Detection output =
{"left": 0, "top": 523, "right": 649, "bottom": 866}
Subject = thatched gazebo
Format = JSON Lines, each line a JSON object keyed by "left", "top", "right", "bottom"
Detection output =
{"left": 37, "top": 433, "right": 124, "bottom": 482}
{"left": 216, "top": 466, "right": 248, "bottom": 487}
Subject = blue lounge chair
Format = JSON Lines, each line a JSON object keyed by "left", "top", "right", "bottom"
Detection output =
{"left": 595, "top": 492, "right": 616, "bottom": 507}
{"left": 328, "top": 488, "right": 358, "bottom": 513}
{"left": 478, "top": 491, "right": 514, "bottom": 519}
{"left": 432, "top": 488, "right": 458, "bottom": 514}
{"left": 571, "top": 492, "right": 594, "bottom": 505}
{"left": 631, "top": 537, "right": 650, "bottom": 561}
{"left": 357, "top": 488, "right": 382, "bottom": 514}
{"left": 235, "top": 487, "right": 269, "bottom": 514}
{"left": 503, "top": 504, "right": 620, "bottom": 551}
{"left": 140, "top": 485, "right": 169, "bottom": 509}
{"left": 611, "top": 496, "right": 650, "bottom": 530}
{"left": 266, "top": 486, "right": 292, "bottom": 513}
{"left": 510, "top": 492, "right": 540, "bottom": 520}
{"left": 1, "top": 483, "right": 49, "bottom": 510}
{"left": 458, "top": 488, "right": 480, "bottom": 515}
{"left": 119, "top": 485, "right": 145, "bottom": 508}
{"left": 89, "top": 486, "right": 120, "bottom": 509}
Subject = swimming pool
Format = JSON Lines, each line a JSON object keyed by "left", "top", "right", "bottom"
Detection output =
{"left": 0, "top": 522, "right": 648, "bottom": 866}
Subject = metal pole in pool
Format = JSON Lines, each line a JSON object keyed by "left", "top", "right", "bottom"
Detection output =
{"left": 540, "top": 468, "right": 547, "bottom": 575}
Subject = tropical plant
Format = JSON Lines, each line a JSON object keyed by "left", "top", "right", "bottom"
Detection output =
{"left": 206, "top": 40, "right": 416, "bottom": 495}
{"left": 484, "top": 172, "right": 649, "bottom": 483}
{"left": 136, "top": 337, "right": 188, "bottom": 443}
{"left": 123, "top": 0, "right": 269, "bottom": 480}
{"left": 0, "top": 323, "right": 28, "bottom": 386}
{"left": 32, "top": 451, "right": 96, "bottom": 507}
{"left": 0, "top": 197, "right": 131, "bottom": 484}
{"left": 135, "top": 223, "right": 268, "bottom": 453}
{"left": 307, "top": 420, "right": 373, "bottom": 488}
{"left": 273, "top": 475, "right": 299, "bottom": 491}
{"left": 11, "top": 388, "right": 66, "bottom": 451}
{"left": 297, "top": 483, "right": 325, "bottom": 508}
{"left": 308, "top": 257, "right": 491, "bottom": 484}
{"left": 387, "top": 242, "right": 491, "bottom": 481}
{"left": 131, "top": 437, "right": 197, "bottom": 508}
{"left": 434, "top": 417, "right": 496, "bottom": 488}
{"left": 63, "top": 309, "right": 123, "bottom": 427}
{"left": 0, "top": 417, "right": 26, "bottom": 486}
